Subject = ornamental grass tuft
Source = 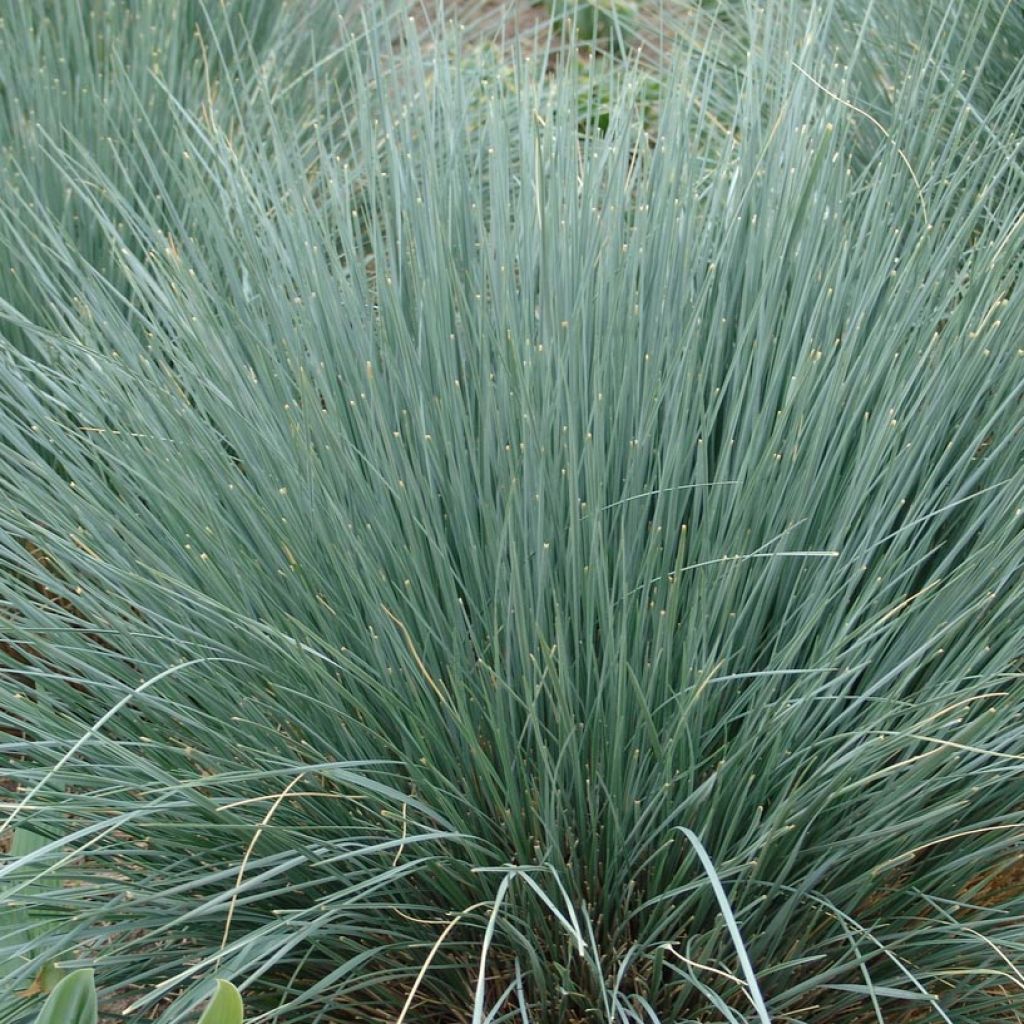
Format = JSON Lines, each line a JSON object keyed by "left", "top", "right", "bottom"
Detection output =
{"left": 1, "top": 2, "right": 1023, "bottom": 1022}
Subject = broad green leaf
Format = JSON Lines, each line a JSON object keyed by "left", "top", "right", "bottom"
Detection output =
{"left": 1, "top": 828, "right": 64, "bottom": 987}
{"left": 9, "top": 829, "right": 49, "bottom": 860}
{"left": 32, "top": 968, "right": 96, "bottom": 1024}
{"left": 196, "top": 980, "right": 244, "bottom": 1024}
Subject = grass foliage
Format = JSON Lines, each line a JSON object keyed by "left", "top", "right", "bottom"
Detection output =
{"left": 1, "top": 1, "right": 1023, "bottom": 1022}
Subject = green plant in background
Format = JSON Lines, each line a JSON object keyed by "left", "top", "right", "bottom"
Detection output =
{"left": 1, "top": 1, "right": 1023, "bottom": 1023}
{"left": 541, "top": 0, "right": 640, "bottom": 54}
{"left": 29, "top": 970, "right": 242, "bottom": 1024}
{"left": 572, "top": 54, "right": 661, "bottom": 135}
{"left": 0, "top": 829, "right": 65, "bottom": 998}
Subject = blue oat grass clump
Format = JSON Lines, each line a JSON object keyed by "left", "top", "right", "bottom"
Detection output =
{"left": 0, "top": 1, "right": 1022, "bottom": 1021}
